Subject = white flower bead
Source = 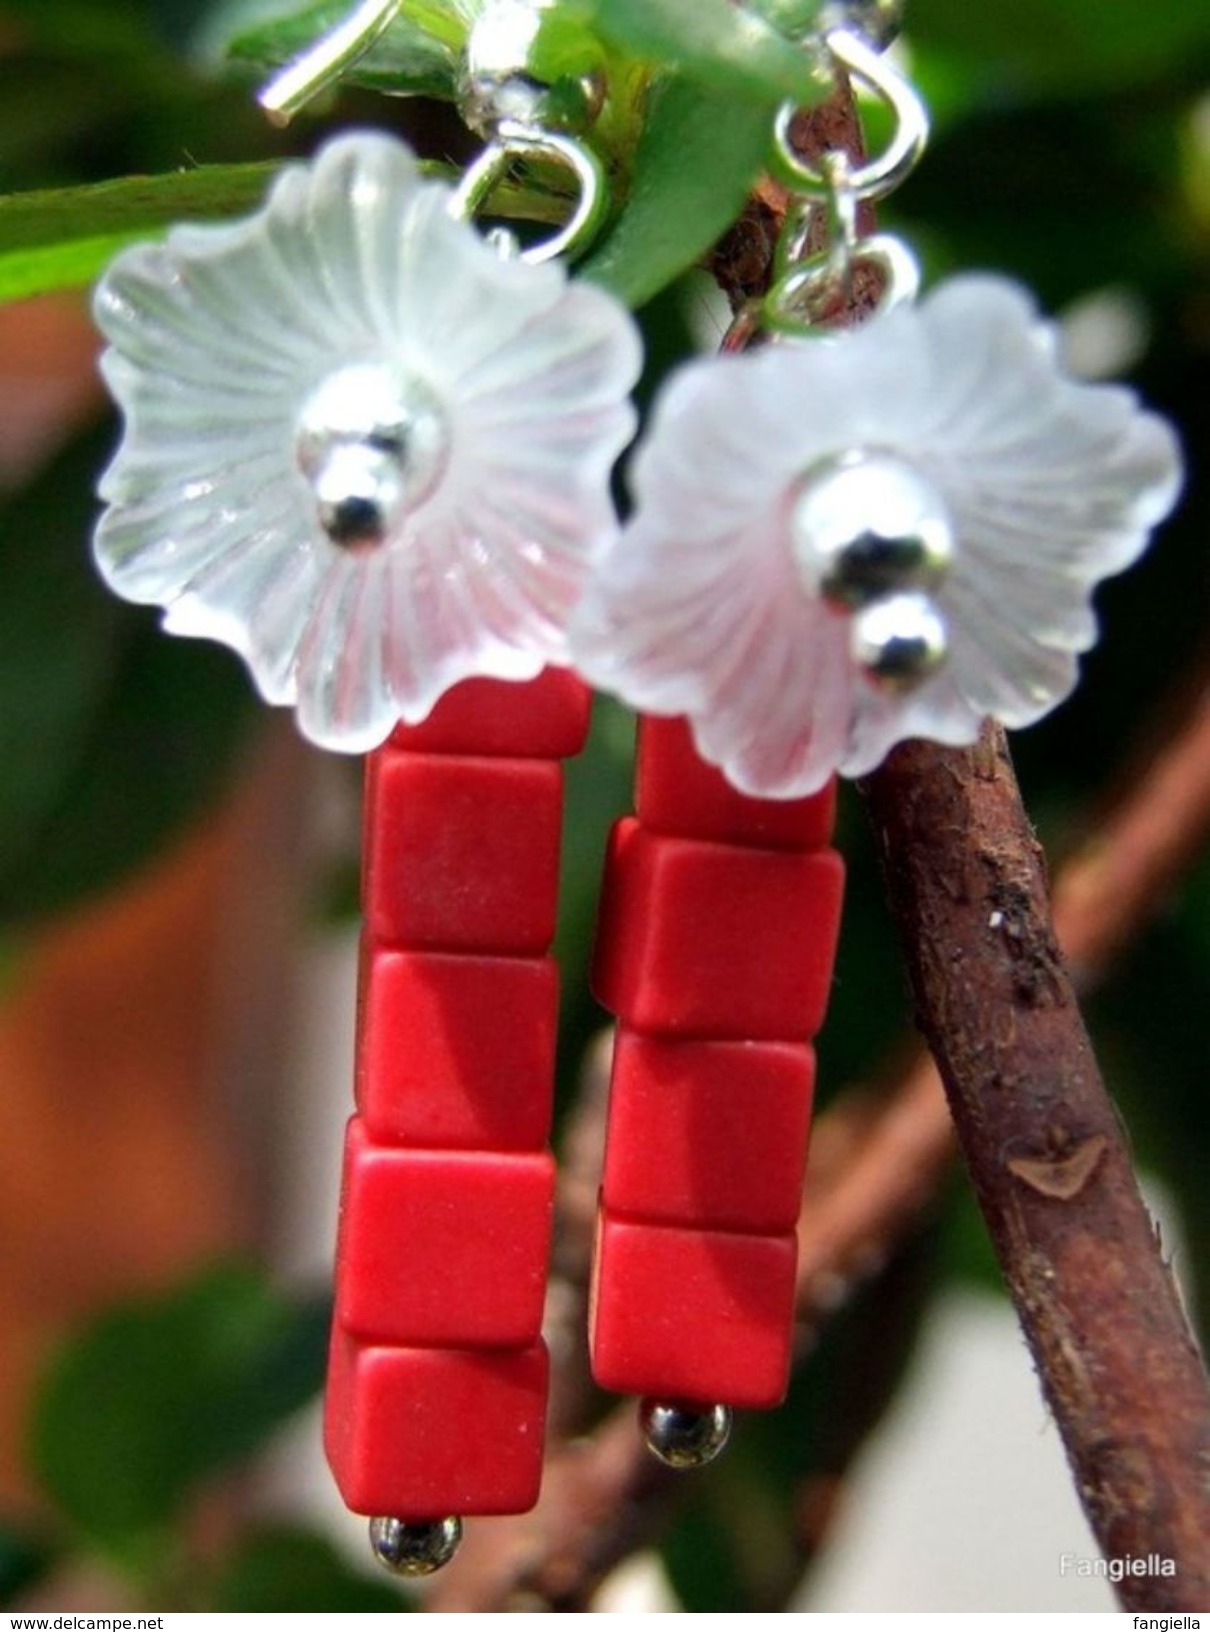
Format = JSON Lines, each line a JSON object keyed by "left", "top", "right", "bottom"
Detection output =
{"left": 93, "top": 131, "right": 641, "bottom": 752}
{"left": 571, "top": 274, "right": 1183, "bottom": 797}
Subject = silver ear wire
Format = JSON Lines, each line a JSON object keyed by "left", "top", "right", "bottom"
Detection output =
{"left": 450, "top": 120, "right": 609, "bottom": 265}
{"left": 459, "top": 0, "right": 604, "bottom": 139}
{"left": 258, "top": 0, "right": 403, "bottom": 125}
{"left": 451, "top": 0, "right": 610, "bottom": 265}
{"left": 818, "top": 0, "right": 904, "bottom": 51}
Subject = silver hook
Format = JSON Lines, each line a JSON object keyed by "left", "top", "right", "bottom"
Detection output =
{"left": 451, "top": 120, "right": 609, "bottom": 265}
{"left": 769, "top": 28, "right": 927, "bottom": 203}
{"left": 259, "top": 0, "right": 403, "bottom": 125}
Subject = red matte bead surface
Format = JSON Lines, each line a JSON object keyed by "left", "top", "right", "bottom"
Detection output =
{"left": 593, "top": 819, "right": 845, "bottom": 1039}
{"left": 601, "top": 1034, "right": 814, "bottom": 1234}
{"left": 356, "top": 948, "right": 557, "bottom": 1150}
{"left": 638, "top": 717, "right": 837, "bottom": 851}
{"left": 365, "top": 753, "right": 562, "bottom": 953}
{"left": 388, "top": 669, "right": 591, "bottom": 759}
{"left": 590, "top": 1216, "right": 798, "bottom": 1408}
{"left": 336, "top": 1121, "right": 553, "bottom": 1347}
{"left": 325, "top": 1332, "right": 549, "bottom": 1516}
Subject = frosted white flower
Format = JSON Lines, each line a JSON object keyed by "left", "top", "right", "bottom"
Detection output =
{"left": 571, "top": 275, "right": 1183, "bottom": 797}
{"left": 93, "top": 131, "right": 641, "bottom": 751}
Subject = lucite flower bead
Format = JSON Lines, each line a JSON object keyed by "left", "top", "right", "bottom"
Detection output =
{"left": 92, "top": 131, "right": 641, "bottom": 751}
{"left": 572, "top": 275, "right": 1182, "bottom": 797}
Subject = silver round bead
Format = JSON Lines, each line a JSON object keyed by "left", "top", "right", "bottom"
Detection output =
{"left": 819, "top": 0, "right": 904, "bottom": 50}
{"left": 461, "top": 0, "right": 604, "bottom": 137}
{"left": 852, "top": 590, "right": 949, "bottom": 693}
{"left": 639, "top": 1399, "right": 732, "bottom": 1470}
{"left": 296, "top": 363, "right": 448, "bottom": 553}
{"left": 789, "top": 449, "right": 954, "bottom": 613}
{"left": 368, "top": 1515, "right": 463, "bottom": 1576}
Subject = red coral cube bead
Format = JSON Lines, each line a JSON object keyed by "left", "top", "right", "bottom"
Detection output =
{"left": 335, "top": 1121, "right": 554, "bottom": 1347}
{"left": 638, "top": 716, "right": 837, "bottom": 851}
{"left": 356, "top": 948, "right": 557, "bottom": 1151}
{"left": 602, "top": 1033, "right": 814, "bottom": 1234}
{"left": 590, "top": 1215, "right": 798, "bottom": 1408}
{"left": 388, "top": 669, "right": 591, "bottom": 759}
{"left": 325, "top": 1332, "right": 549, "bottom": 1516}
{"left": 365, "top": 753, "right": 563, "bottom": 954}
{"left": 593, "top": 819, "right": 845, "bottom": 1039}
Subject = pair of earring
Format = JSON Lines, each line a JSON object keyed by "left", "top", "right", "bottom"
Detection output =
{"left": 88, "top": 0, "right": 1182, "bottom": 1579}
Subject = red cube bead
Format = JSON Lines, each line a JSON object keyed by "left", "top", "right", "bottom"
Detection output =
{"left": 325, "top": 1332, "right": 549, "bottom": 1516}
{"left": 356, "top": 948, "right": 557, "bottom": 1151}
{"left": 638, "top": 716, "right": 837, "bottom": 851}
{"left": 365, "top": 752, "right": 563, "bottom": 954}
{"left": 602, "top": 1033, "right": 814, "bottom": 1233}
{"left": 593, "top": 819, "right": 845, "bottom": 1039}
{"left": 388, "top": 669, "right": 591, "bottom": 759}
{"left": 590, "top": 1215, "right": 798, "bottom": 1408}
{"left": 335, "top": 1121, "right": 554, "bottom": 1347}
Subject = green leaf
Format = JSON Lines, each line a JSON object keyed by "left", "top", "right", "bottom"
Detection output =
{"left": 211, "top": 1525, "right": 407, "bottom": 1612}
{"left": 573, "top": 0, "right": 825, "bottom": 103}
{"left": 0, "top": 1521, "right": 59, "bottom": 1607}
{"left": 661, "top": 1494, "right": 748, "bottom": 1611}
{"left": 0, "top": 421, "right": 257, "bottom": 923}
{"left": 0, "top": 233, "right": 158, "bottom": 305}
{"left": 910, "top": 0, "right": 1210, "bottom": 100}
{"left": 0, "top": 164, "right": 278, "bottom": 304}
{"left": 28, "top": 1263, "right": 330, "bottom": 1570}
{"left": 581, "top": 75, "right": 776, "bottom": 307}
{"left": 0, "top": 427, "right": 125, "bottom": 892}
{"left": 0, "top": 2, "right": 170, "bottom": 64}
{"left": 225, "top": 0, "right": 462, "bottom": 98}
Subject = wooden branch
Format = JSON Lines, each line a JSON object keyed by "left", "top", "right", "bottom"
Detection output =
{"left": 799, "top": 670, "right": 1210, "bottom": 1328}
{"left": 861, "top": 726, "right": 1210, "bottom": 1609}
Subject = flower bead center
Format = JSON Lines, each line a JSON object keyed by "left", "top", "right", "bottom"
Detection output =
{"left": 296, "top": 364, "right": 449, "bottom": 553}
{"left": 788, "top": 449, "right": 954, "bottom": 613}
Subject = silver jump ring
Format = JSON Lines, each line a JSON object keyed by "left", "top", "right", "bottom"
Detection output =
{"left": 451, "top": 120, "right": 609, "bottom": 265}
{"left": 820, "top": 149, "right": 858, "bottom": 285}
{"left": 762, "top": 232, "right": 921, "bottom": 338}
{"left": 771, "top": 154, "right": 858, "bottom": 297}
{"left": 769, "top": 29, "right": 928, "bottom": 203}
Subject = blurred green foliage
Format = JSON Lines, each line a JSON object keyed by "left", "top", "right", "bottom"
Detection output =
{"left": 1, "top": 0, "right": 1208, "bottom": 1611}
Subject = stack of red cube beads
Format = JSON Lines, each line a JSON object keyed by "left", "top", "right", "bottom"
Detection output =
{"left": 324, "top": 668, "right": 591, "bottom": 1522}
{"left": 591, "top": 716, "right": 844, "bottom": 1411}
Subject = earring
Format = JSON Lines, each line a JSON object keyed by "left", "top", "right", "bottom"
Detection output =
{"left": 572, "top": 17, "right": 1182, "bottom": 1461}
{"left": 90, "top": 0, "right": 640, "bottom": 1576}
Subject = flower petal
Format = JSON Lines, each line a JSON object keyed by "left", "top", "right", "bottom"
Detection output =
{"left": 92, "top": 132, "right": 640, "bottom": 750}
{"left": 572, "top": 273, "right": 1182, "bottom": 795}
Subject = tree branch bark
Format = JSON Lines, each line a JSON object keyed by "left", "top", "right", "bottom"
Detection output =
{"left": 862, "top": 727, "right": 1210, "bottom": 1608}
{"left": 799, "top": 670, "right": 1210, "bottom": 1332}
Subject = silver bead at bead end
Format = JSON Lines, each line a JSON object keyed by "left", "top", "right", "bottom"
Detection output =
{"left": 368, "top": 1515, "right": 463, "bottom": 1576}
{"left": 852, "top": 590, "right": 949, "bottom": 693}
{"left": 639, "top": 1399, "right": 733, "bottom": 1470}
